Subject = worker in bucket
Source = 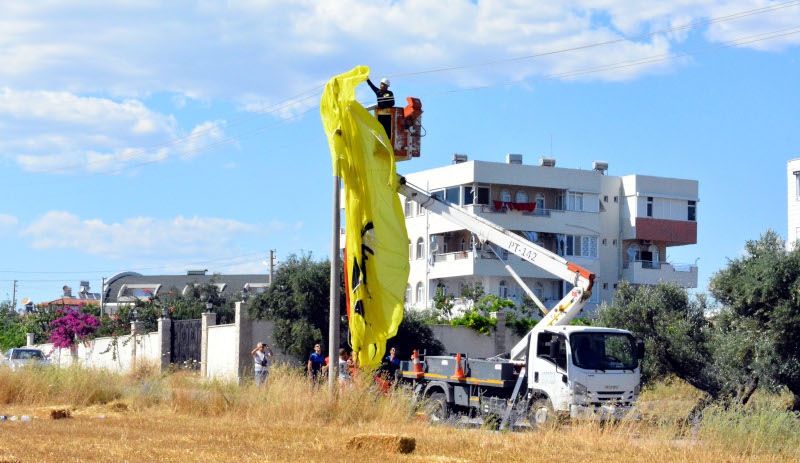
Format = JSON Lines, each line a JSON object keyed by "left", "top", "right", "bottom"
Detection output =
{"left": 366, "top": 77, "right": 395, "bottom": 108}
{"left": 366, "top": 77, "right": 395, "bottom": 140}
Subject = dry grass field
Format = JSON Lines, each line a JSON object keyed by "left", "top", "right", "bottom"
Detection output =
{"left": 1, "top": 365, "right": 798, "bottom": 463}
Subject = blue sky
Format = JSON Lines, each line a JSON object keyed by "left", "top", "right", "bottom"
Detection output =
{"left": 1, "top": 1, "right": 799, "bottom": 307}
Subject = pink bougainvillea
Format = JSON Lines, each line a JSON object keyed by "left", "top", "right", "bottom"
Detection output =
{"left": 48, "top": 309, "right": 100, "bottom": 349}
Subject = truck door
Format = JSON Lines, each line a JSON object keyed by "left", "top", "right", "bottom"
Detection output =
{"left": 529, "top": 331, "right": 567, "bottom": 392}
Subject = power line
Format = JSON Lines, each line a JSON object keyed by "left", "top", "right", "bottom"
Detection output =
{"left": 10, "top": 0, "right": 798, "bottom": 177}
{"left": 391, "top": 0, "right": 800, "bottom": 78}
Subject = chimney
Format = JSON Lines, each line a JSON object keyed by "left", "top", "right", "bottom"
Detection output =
{"left": 63, "top": 285, "right": 73, "bottom": 297}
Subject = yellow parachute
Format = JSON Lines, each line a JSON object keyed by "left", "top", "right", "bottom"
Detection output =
{"left": 320, "top": 66, "right": 409, "bottom": 368}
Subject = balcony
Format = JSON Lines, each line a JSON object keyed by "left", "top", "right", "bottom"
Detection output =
{"left": 428, "top": 250, "right": 572, "bottom": 280}
{"left": 621, "top": 260, "right": 698, "bottom": 288}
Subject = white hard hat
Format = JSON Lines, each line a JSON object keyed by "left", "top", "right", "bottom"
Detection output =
{"left": 380, "top": 78, "right": 390, "bottom": 87}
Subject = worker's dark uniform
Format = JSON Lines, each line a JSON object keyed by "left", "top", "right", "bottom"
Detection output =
{"left": 367, "top": 79, "right": 395, "bottom": 139}
{"left": 367, "top": 79, "right": 395, "bottom": 108}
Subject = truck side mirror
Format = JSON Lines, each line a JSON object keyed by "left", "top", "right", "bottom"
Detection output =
{"left": 636, "top": 340, "right": 645, "bottom": 360}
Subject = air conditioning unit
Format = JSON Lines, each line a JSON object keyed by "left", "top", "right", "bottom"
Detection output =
{"left": 452, "top": 153, "right": 468, "bottom": 164}
{"left": 540, "top": 157, "right": 556, "bottom": 167}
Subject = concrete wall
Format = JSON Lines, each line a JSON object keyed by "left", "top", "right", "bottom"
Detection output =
{"left": 430, "top": 317, "right": 523, "bottom": 359}
{"left": 32, "top": 330, "right": 162, "bottom": 372}
{"left": 206, "top": 324, "right": 236, "bottom": 379}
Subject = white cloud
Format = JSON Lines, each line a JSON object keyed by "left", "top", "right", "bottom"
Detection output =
{"left": 0, "top": 214, "right": 18, "bottom": 235}
{"left": 23, "top": 211, "right": 262, "bottom": 259}
{"left": 0, "top": 1, "right": 796, "bottom": 105}
{"left": 0, "top": 0, "right": 797, "bottom": 173}
{"left": 0, "top": 88, "right": 226, "bottom": 173}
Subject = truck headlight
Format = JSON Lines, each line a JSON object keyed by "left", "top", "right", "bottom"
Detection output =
{"left": 573, "top": 382, "right": 587, "bottom": 396}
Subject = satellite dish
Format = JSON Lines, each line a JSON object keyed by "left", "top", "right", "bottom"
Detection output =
{"left": 21, "top": 298, "right": 30, "bottom": 305}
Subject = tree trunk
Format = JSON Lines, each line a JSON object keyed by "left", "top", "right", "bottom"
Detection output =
{"left": 737, "top": 377, "right": 759, "bottom": 407}
{"left": 792, "top": 393, "right": 800, "bottom": 412}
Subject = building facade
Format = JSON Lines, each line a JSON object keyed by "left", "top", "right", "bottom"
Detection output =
{"left": 787, "top": 158, "right": 800, "bottom": 249}
{"left": 401, "top": 155, "right": 699, "bottom": 315}
{"left": 102, "top": 270, "right": 269, "bottom": 314}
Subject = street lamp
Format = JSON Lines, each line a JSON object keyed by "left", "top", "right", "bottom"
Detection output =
{"left": 205, "top": 301, "right": 213, "bottom": 313}
{"left": 132, "top": 308, "right": 139, "bottom": 321}
{"left": 161, "top": 306, "right": 169, "bottom": 319}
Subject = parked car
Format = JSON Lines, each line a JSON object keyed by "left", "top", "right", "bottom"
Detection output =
{"left": 2, "top": 348, "right": 50, "bottom": 370}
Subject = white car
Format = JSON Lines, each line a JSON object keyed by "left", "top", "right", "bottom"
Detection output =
{"left": 2, "top": 348, "right": 50, "bottom": 370}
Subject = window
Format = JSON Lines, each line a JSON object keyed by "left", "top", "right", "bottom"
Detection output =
{"left": 445, "top": 187, "right": 460, "bottom": 205}
{"left": 500, "top": 189, "right": 511, "bottom": 203}
{"left": 460, "top": 238, "right": 467, "bottom": 252}
{"left": 464, "top": 186, "right": 474, "bottom": 205}
{"left": 416, "top": 238, "right": 424, "bottom": 260}
{"left": 416, "top": 282, "right": 424, "bottom": 304}
{"left": 688, "top": 200, "right": 696, "bottom": 221}
{"left": 627, "top": 244, "right": 640, "bottom": 262}
{"left": 499, "top": 280, "right": 509, "bottom": 298}
{"left": 602, "top": 283, "right": 608, "bottom": 290}
{"left": 613, "top": 196, "right": 619, "bottom": 203}
{"left": 405, "top": 285, "right": 411, "bottom": 303}
{"left": 408, "top": 240, "right": 412, "bottom": 260}
{"left": 603, "top": 195, "right": 608, "bottom": 202}
{"left": 796, "top": 173, "right": 800, "bottom": 199}
{"left": 476, "top": 187, "right": 490, "bottom": 205}
{"left": 567, "top": 192, "right": 583, "bottom": 211}
{"left": 535, "top": 193, "right": 545, "bottom": 211}
{"left": 602, "top": 238, "right": 607, "bottom": 245}
{"left": 432, "top": 190, "right": 444, "bottom": 201}
{"left": 404, "top": 199, "right": 412, "bottom": 218}
{"left": 564, "top": 235, "right": 598, "bottom": 258}
{"left": 515, "top": 191, "right": 529, "bottom": 203}
{"left": 646, "top": 197, "right": 653, "bottom": 217}
{"left": 534, "top": 282, "right": 544, "bottom": 300}
{"left": 417, "top": 200, "right": 425, "bottom": 216}
{"left": 555, "top": 192, "right": 565, "bottom": 210}
{"left": 612, "top": 239, "right": 618, "bottom": 246}
{"left": 537, "top": 332, "right": 567, "bottom": 370}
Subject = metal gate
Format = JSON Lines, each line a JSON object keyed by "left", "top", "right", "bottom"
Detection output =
{"left": 171, "top": 319, "right": 202, "bottom": 369}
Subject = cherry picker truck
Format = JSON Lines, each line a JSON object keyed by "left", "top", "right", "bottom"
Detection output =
{"left": 394, "top": 178, "right": 645, "bottom": 429}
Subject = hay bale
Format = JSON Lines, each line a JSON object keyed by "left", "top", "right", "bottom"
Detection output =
{"left": 347, "top": 433, "right": 416, "bottom": 454}
{"left": 50, "top": 409, "right": 71, "bottom": 420}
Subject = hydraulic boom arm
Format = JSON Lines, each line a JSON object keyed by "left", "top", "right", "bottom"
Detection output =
{"left": 397, "top": 176, "right": 596, "bottom": 360}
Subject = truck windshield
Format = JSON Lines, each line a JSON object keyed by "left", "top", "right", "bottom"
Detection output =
{"left": 570, "top": 332, "right": 637, "bottom": 370}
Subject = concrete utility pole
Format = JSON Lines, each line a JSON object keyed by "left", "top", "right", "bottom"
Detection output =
{"left": 12, "top": 280, "right": 17, "bottom": 311}
{"left": 328, "top": 176, "right": 341, "bottom": 394}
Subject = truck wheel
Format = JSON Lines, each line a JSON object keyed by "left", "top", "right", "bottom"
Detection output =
{"left": 426, "top": 392, "right": 450, "bottom": 422}
{"left": 530, "top": 398, "right": 558, "bottom": 429}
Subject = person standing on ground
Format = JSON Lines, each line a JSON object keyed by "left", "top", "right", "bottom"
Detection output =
{"left": 307, "top": 343, "right": 326, "bottom": 383}
{"left": 337, "top": 348, "right": 352, "bottom": 392}
{"left": 383, "top": 346, "right": 400, "bottom": 380}
{"left": 251, "top": 342, "right": 273, "bottom": 387}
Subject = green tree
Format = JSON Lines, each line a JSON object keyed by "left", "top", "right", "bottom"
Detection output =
{"left": 249, "top": 253, "right": 338, "bottom": 358}
{"left": 709, "top": 230, "right": 800, "bottom": 411}
{"left": 0, "top": 300, "right": 26, "bottom": 350}
{"left": 597, "top": 281, "right": 724, "bottom": 396}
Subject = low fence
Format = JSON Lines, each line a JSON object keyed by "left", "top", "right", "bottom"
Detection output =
{"left": 29, "top": 303, "right": 525, "bottom": 380}
{"left": 31, "top": 330, "right": 162, "bottom": 372}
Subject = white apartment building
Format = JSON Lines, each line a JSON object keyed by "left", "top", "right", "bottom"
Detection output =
{"left": 787, "top": 158, "right": 800, "bottom": 249}
{"left": 401, "top": 154, "right": 699, "bottom": 315}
